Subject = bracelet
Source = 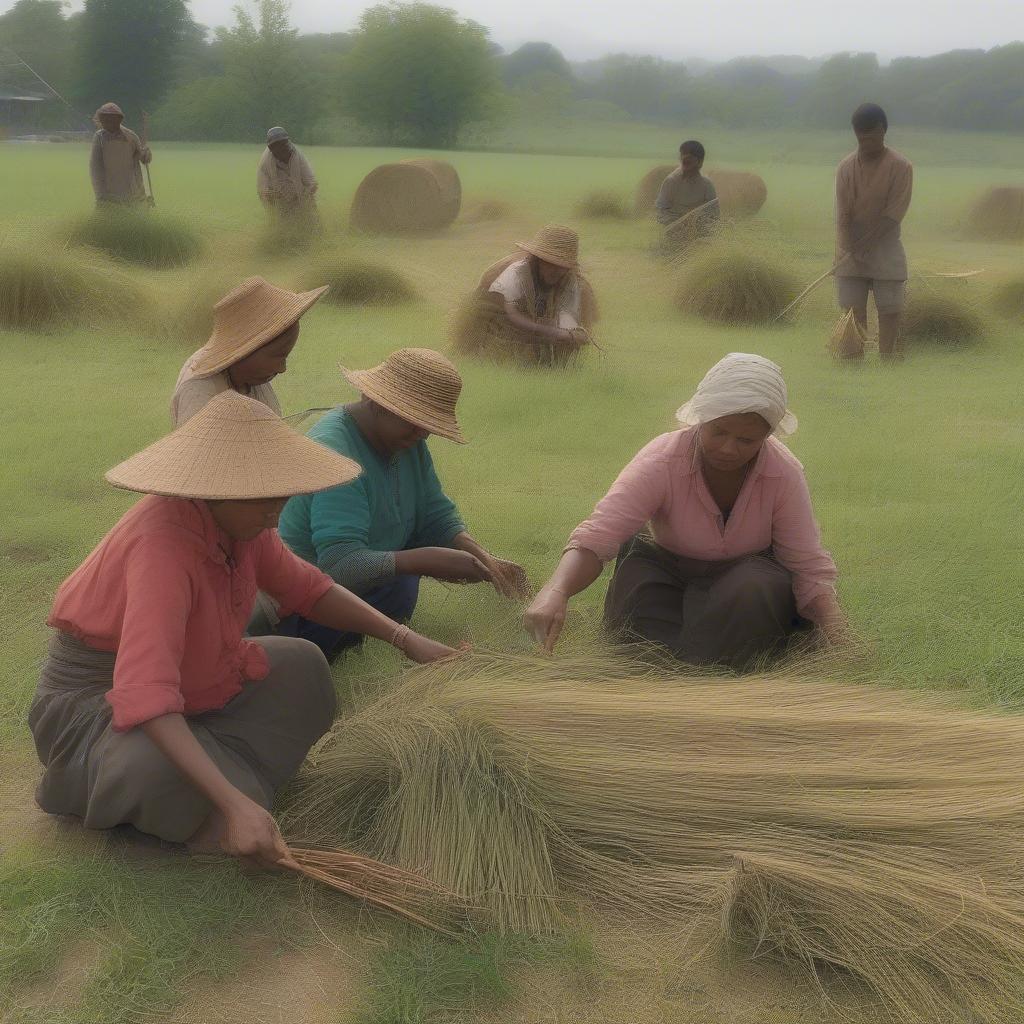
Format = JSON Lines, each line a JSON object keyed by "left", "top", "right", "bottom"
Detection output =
{"left": 390, "top": 623, "right": 411, "bottom": 653}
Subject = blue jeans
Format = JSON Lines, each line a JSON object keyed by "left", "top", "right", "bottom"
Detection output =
{"left": 274, "top": 575, "right": 420, "bottom": 663}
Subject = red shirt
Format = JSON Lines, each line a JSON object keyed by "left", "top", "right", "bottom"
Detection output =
{"left": 48, "top": 495, "right": 333, "bottom": 731}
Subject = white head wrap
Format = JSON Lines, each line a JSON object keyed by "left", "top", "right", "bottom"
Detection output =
{"left": 675, "top": 352, "right": 797, "bottom": 437}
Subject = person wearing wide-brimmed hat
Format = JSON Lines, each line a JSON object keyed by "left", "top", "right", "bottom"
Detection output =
{"left": 90, "top": 102, "right": 152, "bottom": 207}
{"left": 524, "top": 353, "right": 848, "bottom": 668}
{"left": 452, "top": 225, "right": 599, "bottom": 367}
{"left": 29, "top": 393, "right": 460, "bottom": 867}
{"left": 263, "top": 348, "right": 529, "bottom": 660}
{"left": 257, "top": 126, "right": 319, "bottom": 227}
{"left": 170, "top": 276, "right": 327, "bottom": 427}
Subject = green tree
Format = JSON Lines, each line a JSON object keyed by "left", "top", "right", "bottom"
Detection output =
{"left": 803, "top": 52, "right": 880, "bottom": 127}
{"left": 0, "top": 0, "right": 74, "bottom": 98}
{"left": 501, "top": 42, "right": 572, "bottom": 86}
{"left": 341, "top": 2, "right": 499, "bottom": 148}
{"left": 593, "top": 55, "right": 688, "bottom": 118}
{"left": 74, "top": 0, "right": 196, "bottom": 120}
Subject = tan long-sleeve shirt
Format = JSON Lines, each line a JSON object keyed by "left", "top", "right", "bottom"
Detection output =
{"left": 89, "top": 127, "right": 151, "bottom": 203}
{"left": 835, "top": 147, "right": 913, "bottom": 281}
{"left": 256, "top": 146, "right": 317, "bottom": 208}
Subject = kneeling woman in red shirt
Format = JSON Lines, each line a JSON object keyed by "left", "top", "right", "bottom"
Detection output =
{"left": 30, "top": 392, "right": 458, "bottom": 868}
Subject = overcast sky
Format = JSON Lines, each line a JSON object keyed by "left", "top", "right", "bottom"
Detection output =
{"left": 164, "top": 0, "right": 1024, "bottom": 63}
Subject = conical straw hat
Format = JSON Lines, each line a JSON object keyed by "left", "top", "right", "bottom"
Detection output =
{"left": 105, "top": 392, "right": 361, "bottom": 499}
{"left": 189, "top": 276, "right": 329, "bottom": 379}
{"left": 341, "top": 348, "right": 466, "bottom": 444}
{"left": 515, "top": 224, "right": 579, "bottom": 268}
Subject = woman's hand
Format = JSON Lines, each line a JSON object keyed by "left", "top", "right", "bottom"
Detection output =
{"left": 220, "top": 796, "right": 296, "bottom": 871}
{"left": 486, "top": 557, "right": 531, "bottom": 599}
{"left": 523, "top": 588, "right": 570, "bottom": 654}
{"left": 403, "top": 631, "right": 465, "bottom": 664}
{"left": 416, "top": 548, "right": 493, "bottom": 584}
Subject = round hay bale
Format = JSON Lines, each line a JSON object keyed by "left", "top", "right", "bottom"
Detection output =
{"left": 634, "top": 164, "right": 676, "bottom": 216}
{"left": 675, "top": 249, "right": 797, "bottom": 325}
{"left": 992, "top": 278, "right": 1024, "bottom": 319}
{"left": 574, "top": 190, "right": 630, "bottom": 220}
{"left": 966, "top": 186, "right": 1024, "bottom": 242}
{"left": 299, "top": 253, "right": 416, "bottom": 307}
{"left": 902, "top": 293, "right": 983, "bottom": 346}
{"left": 66, "top": 209, "right": 203, "bottom": 268}
{"left": 706, "top": 169, "right": 768, "bottom": 218}
{"left": 350, "top": 160, "right": 461, "bottom": 235}
{"left": 0, "top": 246, "right": 150, "bottom": 332}
{"left": 403, "top": 158, "right": 461, "bottom": 223}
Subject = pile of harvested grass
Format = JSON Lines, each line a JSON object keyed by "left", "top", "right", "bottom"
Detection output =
{"left": 286, "top": 652, "right": 1024, "bottom": 1022}
{"left": 350, "top": 159, "right": 461, "bottom": 234}
{"left": 574, "top": 191, "right": 630, "bottom": 219}
{"left": 707, "top": 168, "right": 768, "bottom": 218}
{"left": 828, "top": 308, "right": 866, "bottom": 359}
{"left": 461, "top": 198, "right": 511, "bottom": 223}
{"left": 675, "top": 248, "right": 797, "bottom": 324}
{"left": 256, "top": 215, "right": 319, "bottom": 257}
{"left": 903, "top": 292, "right": 984, "bottom": 345}
{"left": 0, "top": 246, "right": 149, "bottom": 331}
{"left": 67, "top": 209, "right": 203, "bottom": 267}
{"left": 298, "top": 253, "right": 416, "bottom": 307}
{"left": 966, "top": 186, "right": 1024, "bottom": 242}
{"left": 992, "top": 277, "right": 1024, "bottom": 318}
{"left": 634, "top": 164, "right": 675, "bottom": 215}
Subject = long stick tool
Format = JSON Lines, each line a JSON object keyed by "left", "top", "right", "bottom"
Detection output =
{"left": 773, "top": 253, "right": 849, "bottom": 322}
{"left": 141, "top": 110, "right": 156, "bottom": 207}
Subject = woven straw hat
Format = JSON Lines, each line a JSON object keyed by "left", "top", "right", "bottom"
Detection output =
{"left": 341, "top": 348, "right": 466, "bottom": 444}
{"left": 189, "top": 277, "right": 329, "bottom": 379}
{"left": 105, "top": 392, "right": 361, "bottom": 499}
{"left": 515, "top": 224, "right": 579, "bottom": 268}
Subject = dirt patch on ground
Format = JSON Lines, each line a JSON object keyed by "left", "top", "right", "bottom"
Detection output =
{"left": 12, "top": 937, "right": 108, "bottom": 1017}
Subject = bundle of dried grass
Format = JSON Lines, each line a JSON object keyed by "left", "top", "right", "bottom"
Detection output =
{"left": 992, "top": 277, "right": 1024, "bottom": 319}
{"left": 286, "top": 651, "right": 1024, "bottom": 1022}
{"left": 828, "top": 308, "right": 866, "bottom": 359}
{"left": 706, "top": 168, "right": 768, "bottom": 218}
{"left": 66, "top": 209, "right": 203, "bottom": 267}
{"left": 286, "top": 846, "right": 460, "bottom": 934}
{"left": 966, "top": 186, "right": 1024, "bottom": 242}
{"left": 0, "top": 246, "right": 149, "bottom": 331}
{"left": 574, "top": 191, "right": 630, "bottom": 219}
{"left": 675, "top": 248, "right": 797, "bottom": 324}
{"left": 461, "top": 198, "right": 511, "bottom": 223}
{"left": 350, "top": 160, "right": 461, "bottom": 234}
{"left": 298, "top": 253, "right": 416, "bottom": 306}
{"left": 903, "top": 293, "right": 984, "bottom": 345}
{"left": 634, "top": 164, "right": 676, "bottom": 216}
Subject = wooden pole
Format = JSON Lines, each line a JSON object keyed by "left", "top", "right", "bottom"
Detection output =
{"left": 774, "top": 254, "right": 848, "bottom": 322}
{"left": 141, "top": 110, "right": 155, "bottom": 207}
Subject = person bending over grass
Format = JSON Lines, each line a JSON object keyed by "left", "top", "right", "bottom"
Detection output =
{"left": 835, "top": 103, "right": 913, "bottom": 362}
{"left": 524, "top": 353, "right": 848, "bottom": 668}
{"left": 29, "top": 394, "right": 459, "bottom": 867}
{"left": 655, "top": 140, "right": 719, "bottom": 240}
{"left": 171, "top": 276, "right": 327, "bottom": 426}
{"left": 257, "top": 126, "right": 319, "bottom": 230}
{"left": 253, "top": 348, "right": 530, "bottom": 661}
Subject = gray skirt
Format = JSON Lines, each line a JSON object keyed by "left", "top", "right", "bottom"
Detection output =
{"left": 28, "top": 631, "right": 336, "bottom": 843}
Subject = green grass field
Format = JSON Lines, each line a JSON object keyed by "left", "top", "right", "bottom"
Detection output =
{"left": 1, "top": 126, "right": 1023, "bottom": 1022}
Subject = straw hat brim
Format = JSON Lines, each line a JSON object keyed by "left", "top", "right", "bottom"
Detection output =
{"left": 191, "top": 285, "right": 329, "bottom": 379}
{"left": 105, "top": 424, "right": 361, "bottom": 499}
{"left": 341, "top": 366, "right": 467, "bottom": 445}
{"left": 514, "top": 241, "right": 577, "bottom": 269}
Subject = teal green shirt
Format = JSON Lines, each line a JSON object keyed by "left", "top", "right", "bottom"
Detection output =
{"left": 279, "top": 408, "right": 465, "bottom": 593}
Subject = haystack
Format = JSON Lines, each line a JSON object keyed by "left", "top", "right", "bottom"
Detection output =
{"left": 298, "top": 253, "right": 416, "bottom": 307}
{"left": 706, "top": 169, "right": 768, "bottom": 218}
{"left": 828, "top": 308, "right": 866, "bottom": 359}
{"left": 634, "top": 164, "right": 676, "bottom": 216}
{"left": 903, "top": 292, "right": 983, "bottom": 345}
{"left": 350, "top": 159, "right": 461, "bottom": 234}
{"left": 675, "top": 249, "right": 796, "bottom": 324}
{"left": 966, "top": 186, "right": 1024, "bottom": 242}
{"left": 67, "top": 209, "right": 203, "bottom": 268}
{"left": 992, "top": 277, "right": 1024, "bottom": 318}
{"left": 574, "top": 191, "right": 630, "bottom": 220}
{"left": 285, "top": 652, "right": 1024, "bottom": 1023}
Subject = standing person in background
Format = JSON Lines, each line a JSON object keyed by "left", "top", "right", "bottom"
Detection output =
{"left": 834, "top": 103, "right": 913, "bottom": 362}
{"left": 257, "top": 127, "right": 319, "bottom": 228}
{"left": 655, "top": 141, "right": 719, "bottom": 237}
{"left": 89, "top": 102, "right": 152, "bottom": 207}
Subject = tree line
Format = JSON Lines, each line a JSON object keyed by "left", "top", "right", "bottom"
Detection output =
{"left": 2, "top": 0, "right": 1022, "bottom": 146}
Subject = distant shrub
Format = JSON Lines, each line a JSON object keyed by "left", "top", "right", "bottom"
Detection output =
{"left": 675, "top": 249, "right": 797, "bottom": 324}
{"left": 68, "top": 209, "right": 203, "bottom": 268}
{"left": 573, "top": 191, "right": 630, "bottom": 220}
{"left": 903, "top": 293, "right": 984, "bottom": 345}
{"left": 300, "top": 254, "right": 416, "bottom": 306}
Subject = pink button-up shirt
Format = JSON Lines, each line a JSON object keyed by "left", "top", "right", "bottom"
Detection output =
{"left": 48, "top": 495, "right": 334, "bottom": 732}
{"left": 566, "top": 427, "right": 837, "bottom": 615}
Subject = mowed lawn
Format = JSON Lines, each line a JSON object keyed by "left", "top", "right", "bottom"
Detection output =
{"left": 1, "top": 128, "right": 1023, "bottom": 1022}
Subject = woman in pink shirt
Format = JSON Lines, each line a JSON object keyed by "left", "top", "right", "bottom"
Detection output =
{"left": 30, "top": 393, "right": 459, "bottom": 869}
{"left": 524, "top": 353, "right": 846, "bottom": 668}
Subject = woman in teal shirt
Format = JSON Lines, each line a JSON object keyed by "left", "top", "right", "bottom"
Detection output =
{"left": 272, "top": 348, "right": 528, "bottom": 659}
